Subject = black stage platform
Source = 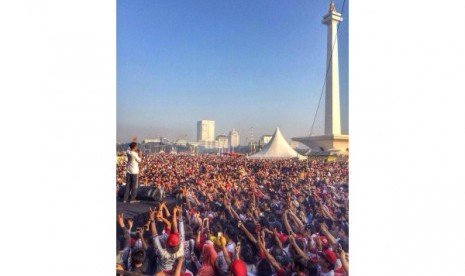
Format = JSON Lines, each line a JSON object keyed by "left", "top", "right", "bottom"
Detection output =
{"left": 117, "top": 200, "right": 158, "bottom": 219}
{"left": 116, "top": 196, "right": 177, "bottom": 234}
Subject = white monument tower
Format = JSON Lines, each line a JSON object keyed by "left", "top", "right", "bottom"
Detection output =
{"left": 323, "top": 1, "right": 342, "bottom": 136}
{"left": 293, "top": 1, "right": 349, "bottom": 155}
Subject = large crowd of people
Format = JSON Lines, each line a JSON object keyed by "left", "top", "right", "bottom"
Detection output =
{"left": 116, "top": 153, "right": 349, "bottom": 276}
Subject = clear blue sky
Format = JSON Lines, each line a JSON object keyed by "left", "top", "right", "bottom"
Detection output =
{"left": 117, "top": 0, "right": 348, "bottom": 144}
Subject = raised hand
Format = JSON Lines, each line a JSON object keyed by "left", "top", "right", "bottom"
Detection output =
{"left": 319, "top": 222, "right": 329, "bottom": 233}
{"left": 315, "top": 236, "right": 322, "bottom": 249}
{"left": 263, "top": 228, "right": 273, "bottom": 234}
{"left": 127, "top": 218, "right": 134, "bottom": 230}
{"left": 237, "top": 221, "right": 243, "bottom": 229}
{"left": 289, "top": 235, "right": 296, "bottom": 243}
{"left": 220, "top": 236, "right": 227, "bottom": 247}
{"left": 271, "top": 227, "right": 278, "bottom": 235}
{"left": 203, "top": 218, "right": 210, "bottom": 231}
{"left": 336, "top": 243, "right": 344, "bottom": 255}
{"left": 176, "top": 205, "right": 182, "bottom": 217}
{"left": 149, "top": 207, "right": 156, "bottom": 221}
{"left": 136, "top": 227, "right": 144, "bottom": 238}
{"left": 173, "top": 206, "right": 179, "bottom": 216}
{"left": 117, "top": 213, "right": 125, "bottom": 228}
{"left": 255, "top": 223, "right": 261, "bottom": 234}
{"left": 156, "top": 210, "right": 163, "bottom": 221}
{"left": 235, "top": 242, "right": 241, "bottom": 258}
{"left": 304, "top": 227, "right": 311, "bottom": 238}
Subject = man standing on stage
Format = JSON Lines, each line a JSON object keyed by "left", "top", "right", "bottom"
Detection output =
{"left": 123, "top": 142, "right": 142, "bottom": 203}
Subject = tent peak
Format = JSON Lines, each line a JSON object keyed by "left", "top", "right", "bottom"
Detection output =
{"left": 249, "top": 127, "right": 307, "bottom": 160}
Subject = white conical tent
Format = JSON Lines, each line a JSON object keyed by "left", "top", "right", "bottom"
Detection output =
{"left": 249, "top": 128, "right": 307, "bottom": 160}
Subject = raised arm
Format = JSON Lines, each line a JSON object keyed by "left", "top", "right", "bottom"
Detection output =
{"left": 221, "top": 240, "right": 232, "bottom": 266}
{"left": 258, "top": 232, "right": 281, "bottom": 272}
{"left": 329, "top": 197, "right": 343, "bottom": 208}
{"left": 231, "top": 205, "right": 243, "bottom": 221}
{"left": 157, "top": 210, "right": 171, "bottom": 231}
{"left": 337, "top": 245, "right": 349, "bottom": 273}
{"left": 117, "top": 213, "right": 133, "bottom": 233}
{"left": 171, "top": 206, "right": 179, "bottom": 234}
{"left": 287, "top": 210, "right": 304, "bottom": 229}
{"left": 271, "top": 227, "right": 283, "bottom": 250}
{"left": 288, "top": 235, "right": 307, "bottom": 259}
{"left": 136, "top": 228, "right": 148, "bottom": 250}
{"left": 318, "top": 201, "right": 335, "bottom": 221}
{"left": 319, "top": 222, "right": 337, "bottom": 247}
{"left": 148, "top": 208, "right": 159, "bottom": 237}
{"left": 246, "top": 210, "right": 258, "bottom": 224}
{"left": 237, "top": 221, "right": 257, "bottom": 244}
{"left": 195, "top": 227, "right": 202, "bottom": 247}
{"left": 173, "top": 257, "right": 184, "bottom": 276}
{"left": 117, "top": 213, "right": 131, "bottom": 248}
{"left": 194, "top": 212, "right": 202, "bottom": 226}
{"left": 153, "top": 233, "right": 167, "bottom": 256}
{"left": 225, "top": 205, "right": 241, "bottom": 222}
{"left": 160, "top": 201, "right": 171, "bottom": 217}
{"left": 185, "top": 188, "right": 192, "bottom": 218}
{"left": 282, "top": 210, "right": 293, "bottom": 235}
{"left": 117, "top": 213, "right": 126, "bottom": 231}
{"left": 177, "top": 207, "right": 185, "bottom": 243}
{"left": 192, "top": 192, "right": 200, "bottom": 206}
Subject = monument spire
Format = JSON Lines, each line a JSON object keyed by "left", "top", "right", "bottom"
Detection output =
{"left": 292, "top": 2, "right": 348, "bottom": 155}
{"left": 322, "top": 1, "right": 343, "bottom": 135}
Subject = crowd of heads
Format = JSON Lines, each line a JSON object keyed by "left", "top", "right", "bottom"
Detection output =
{"left": 117, "top": 154, "right": 349, "bottom": 276}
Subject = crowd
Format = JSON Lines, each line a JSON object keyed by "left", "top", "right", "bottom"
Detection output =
{"left": 116, "top": 154, "right": 349, "bottom": 276}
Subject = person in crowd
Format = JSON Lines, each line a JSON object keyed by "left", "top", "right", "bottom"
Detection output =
{"left": 197, "top": 242, "right": 218, "bottom": 276}
{"left": 123, "top": 142, "right": 142, "bottom": 203}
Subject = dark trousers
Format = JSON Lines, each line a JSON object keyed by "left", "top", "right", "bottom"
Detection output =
{"left": 123, "top": 173, "right": 139, "bottom": 202}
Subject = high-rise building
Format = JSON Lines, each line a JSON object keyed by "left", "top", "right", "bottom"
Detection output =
{"left": 216, "top": 135, "right": 229, "bottom": 149}
{"left": 197, "top": 120, "right": 215, "bottom": 142}
{"left": 229, "top": 128, "right": 240, "bottom": 148}
{"left": 259, "top": 135, "right": 272, "bottom": 147}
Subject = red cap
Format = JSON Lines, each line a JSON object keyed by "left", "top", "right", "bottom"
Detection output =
{"left": 278, "top": 234, "right": 288, "bottom": 244}
{"left": 323, "top": 249, "right": 337, "bottom": 265}
{"left": 167, "top": 232, "right": 180, "bottom": 248}
{"left": 230, "top": 259, "right": 247, "bottom": 276}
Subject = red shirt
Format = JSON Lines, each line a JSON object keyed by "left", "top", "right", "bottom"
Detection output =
{"left": 196, "top": 233, "right": 207, "bottom": 250}
{"left": 276, "top": 267, "right": 287, "bottom": 276}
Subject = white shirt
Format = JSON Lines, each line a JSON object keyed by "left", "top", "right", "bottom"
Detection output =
{"left": 216, "top": 251, "right": 229, "bottom": 274}
{"left": 319, "top": 269, "right": 334, "bottom": 276}
{"left": 126, "top": 149, "right": 141, "bottom": 174}
{"left": 226, "top": 241, "right": 236, "bottom": 254}
{"left": 245, "top": 264, "right": 257, "bottom": 276}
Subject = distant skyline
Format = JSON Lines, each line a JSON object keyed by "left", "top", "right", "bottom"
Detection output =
{"left": 117, "top": 0, "right": 349, "bottom": 144}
